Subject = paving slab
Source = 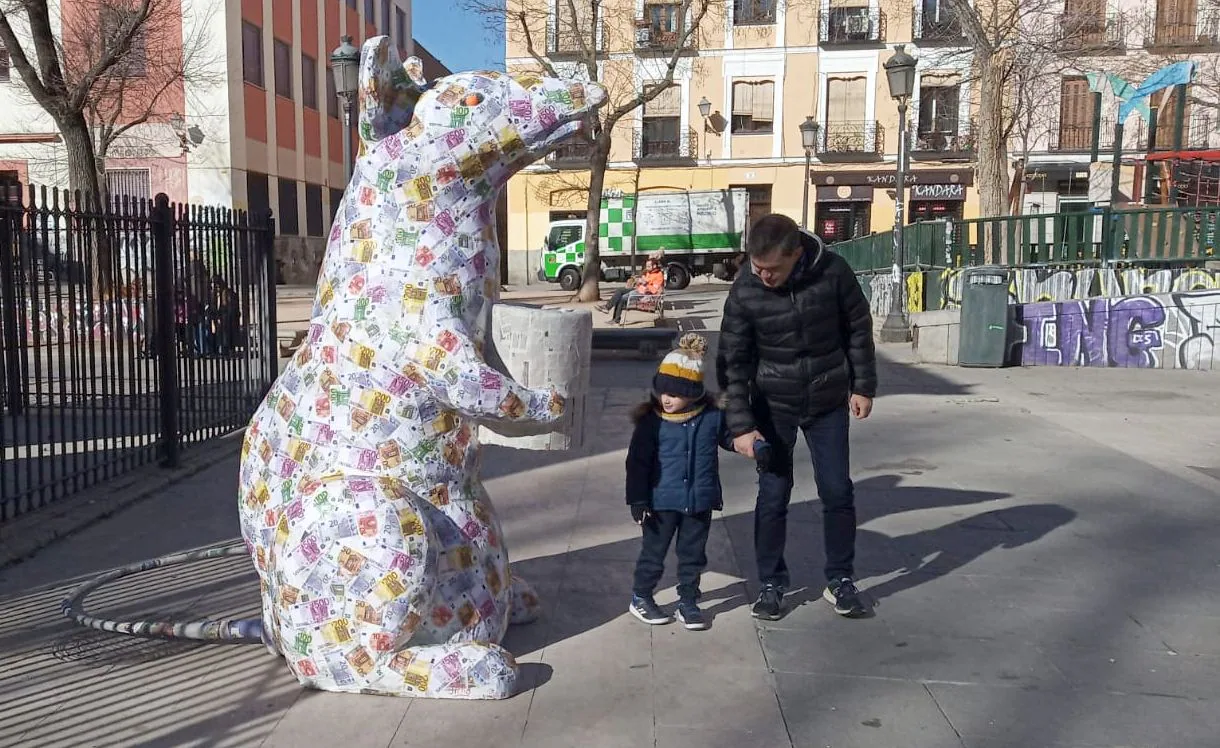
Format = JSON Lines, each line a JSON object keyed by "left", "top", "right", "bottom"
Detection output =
{"left": 2, "top": 288, "right": 1220, "bottom": 746}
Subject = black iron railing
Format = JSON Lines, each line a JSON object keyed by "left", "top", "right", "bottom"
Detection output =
{"left": 734, "top": 0, "right": 777, "bottom": 25}
{"left": 1059, "top": 10, "right": 1126, "bottom": 51}
{"left": 635, "top": 11, "right": 699, "bottom": 53}
{"left": 819, "top": 3, "right": 885, "bottom": 44}
{"left": 909, "top": 120, "right": 976, "bottom": 158}
{"left": 1135, "top": 114, "right": 1215, "bottom": 151}
{"left": 546, "top": 139, "right": 594, "bottom": 167}
{"left": 1152, "top": 9, "right": 1220, "bottom": 47}
{"left": 1050, "top": 124, "right": 1097, "bottom": 153}
{"left": 547, "top": 25, "right": 603, "bottom": 58}
{"left": 633, "top": 125, "right": 698, "bottom": 162}
{"left": 815, "top": 121, "right": 885, "bottom": 156}
{"left": 913, "top": 8, "right": 964, "bottom": 41}
{"left": 0, "top": 185, "right": 277, "bottom": 523}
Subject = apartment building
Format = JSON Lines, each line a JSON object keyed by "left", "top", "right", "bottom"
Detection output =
{"left": 1021, "top": 0, "right": 1220, "bottom": 215}
{"left": 503, "top": 0, "right": 981, "bottom": 285}
{"left": 0, "top": 0, "right": 421, "bottom": 283}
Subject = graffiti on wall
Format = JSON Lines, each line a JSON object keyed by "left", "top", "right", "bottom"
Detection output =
{"left": 938, "top": 266, "right": 1220, "bottom": 309}
{"left": 1018, "top": 290, "right": 1220, "bottom": 370}
{"left": 864, "top": 273, "right": 924, "bottom": 320}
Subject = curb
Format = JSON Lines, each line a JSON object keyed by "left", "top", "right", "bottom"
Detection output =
{"left": 0, "top": 432, "right": 243, "bottom": 571}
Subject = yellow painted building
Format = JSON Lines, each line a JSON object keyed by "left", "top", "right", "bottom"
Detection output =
{"left": 503, "top": 0, "right": 982, "bottom": 285}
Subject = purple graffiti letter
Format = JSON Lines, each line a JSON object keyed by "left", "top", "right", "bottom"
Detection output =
{"left": 1056, "top": 298, "right": 1109, "bottom": 367}
{"left": 1108, "top": 296, "right": 1166, "bottom": 368}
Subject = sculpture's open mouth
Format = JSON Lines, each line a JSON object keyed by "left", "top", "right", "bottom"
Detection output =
{"left": 532, "top": 82, "right": 607, "bottom": 158}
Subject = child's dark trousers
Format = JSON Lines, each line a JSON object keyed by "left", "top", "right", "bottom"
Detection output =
{"left": 632, "top": 509, "right": 713, "bottom": 602}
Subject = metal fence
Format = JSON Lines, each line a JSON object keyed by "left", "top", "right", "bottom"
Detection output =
{"left": 832, "top": 206, "right": 1220, "bottom": 272}
{"left": 0, "top": 185, "right": 278, "bottom": 523}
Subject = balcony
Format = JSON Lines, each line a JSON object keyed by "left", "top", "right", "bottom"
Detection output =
{"left": 1058, "top": 11, "right": 1126, "bottom": 52}
{"left": 909, "top": 120, "right": 976, "bottom": 160}
{"left": 913, "top": 8, "right": 964, "bottom": 43}
{"left": 633, "top": 125, "right": 698, "bottom": 163}
{"left": 1050, "top": 124, "right": 1100, "bottom": 153}
{"left": 1135, "top": 115, "right": 1215, "bottom": 151}
{"left": 814, "top": 121, "right": 885, "bottom": 160}
{"left": 547, "top": 25, "right": 603, "bottom": 59}
{"left": 546, "top": 139, "right": 594, "bottom": 169}
{"left": 635, "top": 9, "right": 698, "bottom": 54}
{"left": 1150, "top": 10, "right": 1220, "bottom": 48}
{"left": 819, "top": 4, "right": 886, "bottom": 45}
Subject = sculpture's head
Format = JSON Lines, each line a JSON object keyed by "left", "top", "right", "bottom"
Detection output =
{"left": 355, "top": 37, "right": 606, "bottom": 190}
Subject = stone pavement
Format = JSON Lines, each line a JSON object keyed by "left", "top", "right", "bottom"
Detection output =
{"left": 2, "top": 288, "right": 1220, "bottom": 747}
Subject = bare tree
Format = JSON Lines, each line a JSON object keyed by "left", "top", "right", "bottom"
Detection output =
{"left": 469, "top": 0, "right": 715, "bottom": 301}
{"left": 81, "top": 1, "right": 222, "bottom": 202}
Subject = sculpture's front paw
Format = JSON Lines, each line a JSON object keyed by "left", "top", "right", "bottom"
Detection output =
{"left": 508, "top": 573, "right": 541, "bottom": 625}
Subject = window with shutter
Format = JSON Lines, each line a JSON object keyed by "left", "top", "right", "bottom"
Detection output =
{"left": 731, "top": 80, "right": 774, "bottom": 133}
{"left": 555, "top": 0, "right": 595, "bottom": 53}
{"left": 1057, "top": 77, "right": 1095, "bottom": 151}
{"left": 1156, "top": 0, "right": 1198, "bottom": 45}
{"left": 642, "top": 83, "right": 682, "bottom": 158}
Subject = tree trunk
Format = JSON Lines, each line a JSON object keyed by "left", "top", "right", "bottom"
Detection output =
{"left": 973, "top": 55, "right": 1010, "bottom": 263}
{"left": 577, "top": 139, "right": 610, "bottom": 303}
{"left": 59, "top": 114, "right": 112, "bottom": 295}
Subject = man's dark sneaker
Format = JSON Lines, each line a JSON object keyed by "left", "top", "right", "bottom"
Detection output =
{"left": 750, "top": 584, "right": 784, "bottom": 621}
{"left": 676, "top": 601, "right": 709, "bottom": 631}
{"left": 824, "top": 577, "right": 869, "bottom": 618}
{"left": 629, "top": 594, "right": 672, "bottom": 625}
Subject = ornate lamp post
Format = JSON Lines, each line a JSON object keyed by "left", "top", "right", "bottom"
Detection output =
{"left": 799, "top": 116, "right": 818, "bottom": 229}
{"left": 697, "top": 96, "right": 712, "bottom": 162}
{"left": 329, "top": 36, "right": 360, "bottom": 182}
{"left": 880, "top": 44, "right": 917, "bottom": 343}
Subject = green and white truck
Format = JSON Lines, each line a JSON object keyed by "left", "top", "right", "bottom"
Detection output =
{"left": 535, "top": 188, "right": 750, "bottom": 291}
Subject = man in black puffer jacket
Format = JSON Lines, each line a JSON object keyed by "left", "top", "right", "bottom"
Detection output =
{"left": 718, "top": 213, "right": 877, "bottom": 620}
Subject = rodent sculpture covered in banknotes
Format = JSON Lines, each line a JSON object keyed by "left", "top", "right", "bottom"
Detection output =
{"left": 237, "top": 37, "right": 606, "bottom": 699}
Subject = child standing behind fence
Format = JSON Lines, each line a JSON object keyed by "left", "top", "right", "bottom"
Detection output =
{"left": 626, "top": 333, "right": 733, "bottom": 631}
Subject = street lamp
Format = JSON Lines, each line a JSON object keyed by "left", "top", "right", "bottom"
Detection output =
{"left": 697, "top": 96, "right": 711, "bottom": 162}
{"left": 330, "top": 36, "right": 360, "bottom": 181}
{"left": 798, "top": 116, "right": 818, "bottom": 229}
{"left": 880, "top": 44, "right": 917, "bottom": 343}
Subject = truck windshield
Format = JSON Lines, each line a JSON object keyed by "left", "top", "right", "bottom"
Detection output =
{"left": 547, "top": 224, "right": 582, "bottom": 250}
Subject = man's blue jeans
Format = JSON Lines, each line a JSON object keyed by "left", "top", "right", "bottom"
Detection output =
{"left": 755, "top": 404, "right": 855, "bottom": 588}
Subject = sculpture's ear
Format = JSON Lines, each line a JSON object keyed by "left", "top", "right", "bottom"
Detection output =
{"left": 357, "top": 37, "right": 429, "bottom": 150}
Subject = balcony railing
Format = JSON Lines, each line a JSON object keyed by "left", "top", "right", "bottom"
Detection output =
{"left": 913, "top": 8, "right": 964, "bottom": 42}
{"left": 815, "top": 121, "right": 885, "bottom": 157}
{"left": 633, "top": 125, "right": 698, "bottom": 162}
{"left": 1050, "top": 124, "right": 1099, "bottom": 153}
{"left": 819, "top": 4, "right": 886, "bottom": 45}
{"left": 547, "top": 25, "right": 603, "bottom": 58}
{"left": 1135, "top": 115, "right": 1215, "bottom": 151}
{"left": 635, "top": 14, "right": 698, "bottom": 53}
{"left": 734, "top": 0, "right": 777, "bottom": 25}
{"left": 909, "top": 120, "right": 976, "bottom": 159}
{"left": 546, "top": 139, "right": 594, "bottom": 168}
{"left": 1058, "top": 11, "right": 1126, "bottom": 51}
{"left": 1152, "top": 9, "right": 1220, "bottom": 48}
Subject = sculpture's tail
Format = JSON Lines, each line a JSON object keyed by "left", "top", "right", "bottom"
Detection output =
{"left": 60, "top": 543, "right": 266, "bottom": 644}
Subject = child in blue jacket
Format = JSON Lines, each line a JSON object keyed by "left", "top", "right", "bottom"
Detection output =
{"left": 626, "top": 333, "right": 733, "bottom": 630}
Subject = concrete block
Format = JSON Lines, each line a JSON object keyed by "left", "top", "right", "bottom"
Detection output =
{"left": 910, "top": 308, "right": 961, "bottom": 365}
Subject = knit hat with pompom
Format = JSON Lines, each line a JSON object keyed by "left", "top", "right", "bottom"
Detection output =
{"left": 653, "top": 333, "right": 708, "bottom": 399}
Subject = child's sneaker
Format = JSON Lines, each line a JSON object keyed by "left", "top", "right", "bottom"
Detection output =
{"left": 629, "top": 594, "right": 672, "bottom": 625}
{"left": 676, "top": 600, "right": 709, "bottom": 631}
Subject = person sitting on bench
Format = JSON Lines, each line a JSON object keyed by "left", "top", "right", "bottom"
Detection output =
{"left": 598, "top": 252, "right": 665, "bottom": 324}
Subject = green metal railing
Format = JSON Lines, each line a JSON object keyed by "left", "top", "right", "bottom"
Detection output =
{"left": 833, "top": 206, "right": 1220, "bottom": 273}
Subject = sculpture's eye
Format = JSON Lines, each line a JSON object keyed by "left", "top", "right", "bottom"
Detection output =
{"left": 463, "top": 92, "right": 484, "bottom": 107}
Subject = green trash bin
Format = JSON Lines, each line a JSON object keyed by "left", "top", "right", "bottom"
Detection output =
{"left": 958, "top": 265, "right": 1012, "bottom": 368}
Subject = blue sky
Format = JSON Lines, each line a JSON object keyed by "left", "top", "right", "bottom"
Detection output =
{"left": 414, "top": 3, "right": 506, "bottom": 73}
